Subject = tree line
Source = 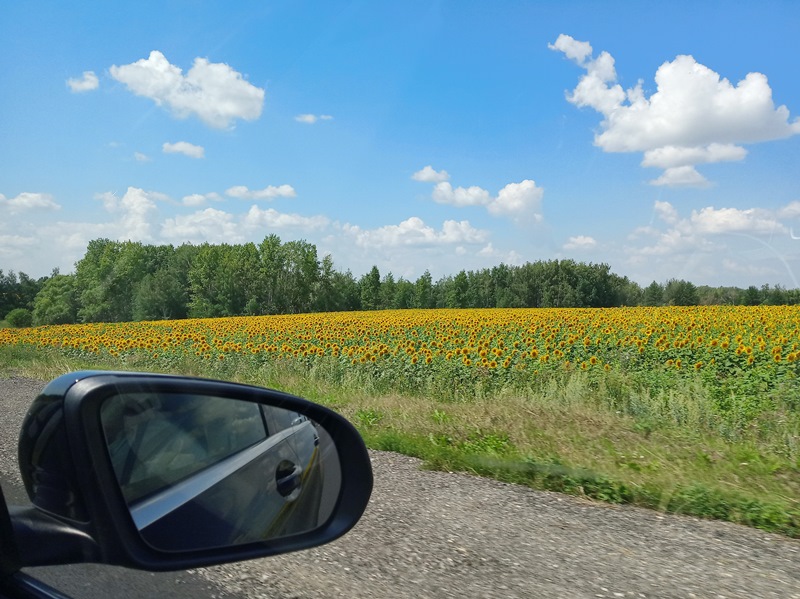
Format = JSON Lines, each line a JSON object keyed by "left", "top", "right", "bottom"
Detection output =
{"left": 2, "top": 236, "right": 800, "bottom": 327}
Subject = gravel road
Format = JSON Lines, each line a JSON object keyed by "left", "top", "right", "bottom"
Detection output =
{"left": 1, "top": 376, "right": 799, "bottom": 598}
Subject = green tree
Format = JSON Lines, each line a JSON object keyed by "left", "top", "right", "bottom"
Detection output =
{"left": 0, "top": 269, "right": 45, "bottom": 315}
{"left": 258, "top": 234, "right": 286, "bottom": 314}
{"left": 448, "top": 271, "right": 469, "bottom": 308}
{"left": 314, "top": 254, "right": 338, "bottom": 313}
{"left": 643, "top": 281, "right": 664, "bottom": 306}
{"left": 360, "top": 266, "right": 381, "bottom": 310}
{"left": 379, "top": 272, "right": 397, "bottom": 309}
{"left": 393, "top": 278, "right": 415, "bottom": 309}
{"left": 332, "top": 270, "right": 361, "bottom": 311}
{"left": 33, "top": 273, "right": 78, "bottom": 325}
{"left": 664, "top": 279, "right": 699, "bottom": 306}
{"left": 281, "top": 240, "right": 320, "bottom": 313}
{"left": 739, "top": 285, "right": 762, "bottom": 306}
{"left": 187, "top": 243, "right": 261, "bottom": 317}
{"left": 5, "top": 307, "right": 33, "bottom": 327}
{"left": 414, "top": 270, "right": 434, "bottom": 309}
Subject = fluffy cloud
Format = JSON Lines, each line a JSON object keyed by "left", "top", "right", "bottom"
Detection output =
{"left": 243, "top": 206, "right": 329, "bottom": 230}
{"left": 488, "top": 180, "right": 543, "bottom": 220}
{"left": 632, "top": 200, "right": 787, "bottom": 260}
{"left": 344, "top": 217, "right": 488, "bottom": 248}
{"left": 432, "top": 182, "right": 492, "bottom": 207}
{"left": 94, "top": 187, "right": 162, "bottom": 241}
{"left": 563, "top": 235, "right": 597, "bottom": 250}
{"left": 225, "top": 185, "right": 296, "bottom": 200}
{"left": 161, "top": 208, "right": 241, "bottom": 244}
{"left": 110, "top": 51, "right": 265, "bottom": 129}
{"left": 163, "top": 141, "right": 205, "bottom": 159}
{"left": 653, "top": 200, "right": 680, "bottom": 225}
{"left": 477, "top": 243, "right": 524, "bottom": 265}
{"left": 67, "top": 71, "right": 99, "bottom": 92}
{"left": 134, "top": 152, "right": 151, "bottom": 162}
{"left": 11, "top": 188, "right": 166, "bottom": 270}
{"left": 551, "top": 34, "right": 800, "bottom": 187}
{"left": 689, "top": 206, "right": 784, "bottom": 235}
{"left": 411, "top": 166, "right": 450, "bottom": 183}
{"left": 0, "top": 234, "right": 37, "bottom": 256}
{"left": 0, "top": 192, "right": 60, "bottom": 214}
{"left": 641, "top": 143, "right": 748, "bottom": 169}
{"left": 181, "top": 192, "right": 222, "bottom": 207}
{"left": 778, "top": 201, "right": 800, "bottom": 219}
{"left": 416, "top": 169, "right": 543, "bottom": 221}
{"left": 295, "top": 114, "right": 333, "bottom": 124}
{"left": 649, "top": 166, "right": 712, "bottom": 188}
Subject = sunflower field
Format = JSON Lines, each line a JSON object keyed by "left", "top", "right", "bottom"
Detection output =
{"left": 3, "top": 304, "right": 800, "bottom": 534}
{"left": 2, "top": 305, "right": 800, "bottom": 420}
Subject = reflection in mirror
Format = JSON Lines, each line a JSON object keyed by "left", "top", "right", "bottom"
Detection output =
{"left": 100, "top": 392, "right": 341, "bottom": 552}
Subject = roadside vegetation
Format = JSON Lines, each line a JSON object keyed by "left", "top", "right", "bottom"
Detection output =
{"left": 1, "top": 305, "right": 798, "bottom": 537}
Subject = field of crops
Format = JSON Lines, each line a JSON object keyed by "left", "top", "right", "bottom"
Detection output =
{"left": 2, "top": 305, "right": 800, "bottom": 373}
{"left": 2, "top": 305, "right": 800, "bottom": 404}
{"left": 3, "top": 305, "right": 800, "bottom": 535}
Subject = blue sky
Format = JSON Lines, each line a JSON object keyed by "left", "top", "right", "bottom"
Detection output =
{"left": 2, "top": 1, "right": 799, "bottom": 287}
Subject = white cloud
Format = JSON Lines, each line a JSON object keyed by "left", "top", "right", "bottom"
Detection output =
{"left": 649, "top": 166, "right": 711, "bottom": 188}
{"left": 295, "top": 114, "right": 333, "bottom": 124}
{"left": 653, "top": 200, "right": 680, "bottom": 225}
{"left": 162, "top": 141, "right": 205, "bottom": 159}
{"left": 432, "top": 182, "right": 492, "bottom": 207}
{"left": 17, "top": 188, "right": 165, "bottom": 270}
{"left": 94, "top": 191, "right": 119, "bottom": 211}
{"left": 488, "top": 180, "right": 543, "bottom": 220}
{"left": 67, "top": 71, "right": 99, "bottom": 92}
{"left": 109, "top": 50, "right": 265, "bottom": 129}
{"left": 161, "top": 208, "right": 240, "bottom": 244}
{"left": 563, "top": 235, "right": 597, "bottom": 250}
{"left": 632, "top": 201, "right": 787, "bottom": 261}
{"left": 412, "top": 165, "right": 450, "bottom": 183}
{"left": 641, "top": 143, "right": 748, "bottom": 169}
{"left": 119, "top": 195, "right": 156, "bottom": 241}
{"left": 95, "top": 187, "right": 168, "bottom": 212}
{"left": 778, "top": 201, "right": 800, "bottom": 219}
{"left": 225, "top": 184, "right": 297, "bottom": 200}
{"left": 242, "top": 206, "right": 330, "bottom": 230}
{"left": 97, "top": 187, "right": 161, "bottom": 241}
{"left": 0, "top": 192, "right": 60, "bottom": 214}
{"left": 421, "top": 172, "right": 544, "bottom": 221}
{"left": 181, "top": 192, "right": 222, "bottom": 207}
{"left": 477, "top": 243, "right": 500, "bottom": 257}
{"left": 722, "top": 258, "right": 777, "bottom": 278}
{"left": 344, "top": 217, "right": 488, "bottom": 248}
{"left": 476, "top": 243, "right": 524, "bottom": 265}
{"left": 689, "top": 206, "right": 784, "bottom": 235}
{"left": 548, "top": 34, "right": 593, "bottom": 65}
{"left": 134, "top": 152, "right": 151, "bottom": 162}
{"left": 551, "top": 34, "right": 800, "bottom": 187}
{"left": 0, "top": 234, "right": 37, "bottom": 255}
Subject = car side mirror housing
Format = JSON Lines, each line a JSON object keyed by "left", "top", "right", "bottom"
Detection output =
{"left": 8, "top": 371, "right": 373, "bottom": 572}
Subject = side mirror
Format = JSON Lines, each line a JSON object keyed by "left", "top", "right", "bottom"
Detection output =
{"left": 9, "top": 371, "right": 372, "bottom": 572}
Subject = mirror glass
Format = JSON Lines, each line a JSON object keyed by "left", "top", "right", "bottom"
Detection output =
{"left": 100, "top": 391, "right": 341, "bottom": 552}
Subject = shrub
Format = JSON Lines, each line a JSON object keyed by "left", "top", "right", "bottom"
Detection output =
{"left": 5, "top": 308, "right": 33, "bottom": 328}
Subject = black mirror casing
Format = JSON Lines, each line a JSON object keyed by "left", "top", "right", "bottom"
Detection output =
{"left": 13, "top": 371, "right": 373, "bottom": 572}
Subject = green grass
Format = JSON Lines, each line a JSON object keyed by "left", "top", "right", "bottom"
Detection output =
{"left": 2, "top": 345, "right": 798, "bottom": 538}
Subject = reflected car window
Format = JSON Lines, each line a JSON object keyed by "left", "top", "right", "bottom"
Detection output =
{"left": 267, "top": 404, "right": 305, "bottom": 432}
{"left": 102, "top": 393, "right": 267, "bottom": 504}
